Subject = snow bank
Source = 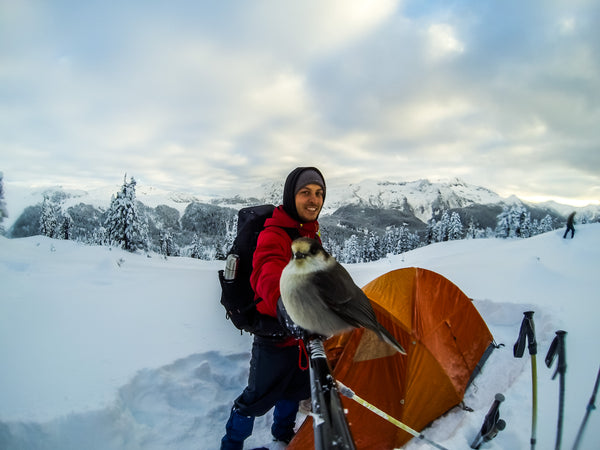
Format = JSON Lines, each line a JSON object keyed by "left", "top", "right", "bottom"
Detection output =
{"left": 1, "top": 225, "right": 599, "bottom": 449}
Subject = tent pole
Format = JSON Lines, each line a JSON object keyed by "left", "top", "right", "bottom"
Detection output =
{"left": 337, "top": 381, "right": 449, "bottom": 450}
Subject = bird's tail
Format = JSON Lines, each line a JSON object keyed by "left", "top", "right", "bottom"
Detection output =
{"left": 377, "top": 325, "right": 406, "bottom": 355}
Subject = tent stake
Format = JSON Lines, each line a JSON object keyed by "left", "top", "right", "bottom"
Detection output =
{"left": 336, "top": 381, "right": 450, "bottom": 450}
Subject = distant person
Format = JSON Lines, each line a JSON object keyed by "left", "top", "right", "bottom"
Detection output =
{"left": 563, "top": 212, "right": 575, "bottom": 239}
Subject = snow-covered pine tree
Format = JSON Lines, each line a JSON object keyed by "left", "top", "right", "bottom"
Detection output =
{"left": 436, "top": 210, "right": 450, "bottom": 242}
{"left": 92, "top": 226, "right": 107, "bottom": 246}
{"left": 214, "top": 215, "right": 237, "bottom": 261}
{"left": 382, "top": 225, "right": 419, "bottom": 256}
{"left": 104, "top": 175, "right": 148, "bottom": 252}
{"left": 466, "top": 218, "right": 478, "bottom": 239}
{"left": 40, "top": 195, "right": 59, "bottom": 238}
{"left": 409, "top": 230, "right": 422, "bottom": 251}
{"left": 403, "top": 226, "right": 417, "bottom": 253}
{"left": 539, "top": 214, "right": 554, "bottom": 233}
{"left": 448, "top": 212, "right": 464, "bottom": 240}
{"left": 397, "top": 226, "right": 410, "bottom": 254}
{"left": 426, "top": 219, "right": 436, "bottom": 244}
{"left": 383, "top": 226, "right": 400, "bottom": 255}
{"left": 520, "top": 211, "right": 533, "bottom": 238}
{"left": 342, "top": 234, "right": 362, "bottom": 263}
{"left": 159, "top": 231, "right": 178, "bottom": 257}
{"left": 320, "top": 233, "right": 343, "bottom": 261}
{"left": 495, "top": 206, "right": 511, "bottom": 238}
{"left": 57, "top": 215, "right": 74, "bottom": 240}
{"left": 509, "top": 205, "right": 527, "bottom": 237}
{"left": 190, "top": 234, "right": 203, "bottom": 259}
{"left": 221, "top": 215, "right": 237, "bottom": 258}
{"left": 496, "top": 205, "right": 536, "bottom": 239}
{"left": 364, "top": 230, "right": 381, "bottom": 262}
{"left": 0, "top": 171, "right": 7, "bottom": 233}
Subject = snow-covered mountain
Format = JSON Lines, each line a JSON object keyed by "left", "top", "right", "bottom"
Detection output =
{"left": 3, "top": 177, "right": 594, "bottom": 231}
{"left": 321, "top": 178, "right": 508, "bottom": 222}
{"left": 217, "top": 177, "right": 512, "bottom": 220}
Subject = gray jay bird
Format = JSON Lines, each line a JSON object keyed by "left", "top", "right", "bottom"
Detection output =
{"left": 280, "top": 237, "right": 406, "bottom": 354}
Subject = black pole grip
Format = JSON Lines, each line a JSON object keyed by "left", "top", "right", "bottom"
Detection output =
{"left": 307, "top": 337, "right": 356, "bottom": 450}
{"left": 514, "top": 311, "right": 537, "bottom": 358}
{"left": 545, "top": 330, "right": 567, "bottom": 380}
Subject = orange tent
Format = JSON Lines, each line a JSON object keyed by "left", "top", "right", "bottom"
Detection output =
{"left": 288, "top": 267, "right": 494, "bottom": 449}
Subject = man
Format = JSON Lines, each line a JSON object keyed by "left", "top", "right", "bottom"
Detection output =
{"left": 563, "top": 212, "right": 575, "bottom": 239}
{"left": 220, "top": 167, "right": 326, "bottom": 450}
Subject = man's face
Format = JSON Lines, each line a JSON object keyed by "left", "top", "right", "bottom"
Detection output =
{"left": 295, "top": 183, "right": 324, "bottom": 223}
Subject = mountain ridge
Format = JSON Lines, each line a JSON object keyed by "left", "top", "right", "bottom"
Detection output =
{"left": 5, "top": 177, "right": 599, "bottom": 263}
{"left": 3, "top": 177, "right": 598, "bottom": 230}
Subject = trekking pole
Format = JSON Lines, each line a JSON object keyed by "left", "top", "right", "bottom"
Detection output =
{"left": 307, "top": 337, "right": 356, "bottom": 450}
{"left": 470, "top": 393, "right": 506, "bottom": 449}
{"left": 545, "top": 330, "right": 567, "bottom": 450}
{"left": 571, "top": 365, "right": 599, "bottom": 450}
{"left": 514, "top": 311, "right": 538, "bottom": 450}
{"left": 336, "top": 381, "right": 450, "bottom": 450}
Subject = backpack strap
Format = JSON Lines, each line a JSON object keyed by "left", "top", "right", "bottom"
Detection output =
{"left": 251, "top": 226, "right": 301, "bottom": 311}
{"left": 282, "top": 227, "right": 302, "bottom": 241}
{"left": 262, "top": 223, "right": 302, "bottom": 242}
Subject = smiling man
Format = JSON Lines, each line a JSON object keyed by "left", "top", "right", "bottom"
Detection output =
{"left": 220, "top": 167, "right": 326, "bottom": 450}
{"left": 289, "top": 174, "right": 325, "bottom": 224}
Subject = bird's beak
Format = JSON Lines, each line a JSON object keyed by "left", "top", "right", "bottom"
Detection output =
{"left": 294, "top": 252, "right": 306, "bottom": 260}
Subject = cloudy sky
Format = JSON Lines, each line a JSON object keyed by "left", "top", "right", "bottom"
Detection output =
{"left": 1, "top": 0, "right": 599, "bottom": 206}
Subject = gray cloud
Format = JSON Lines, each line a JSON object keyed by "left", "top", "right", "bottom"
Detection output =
{"left": 1, "top": 0, "right": 599, "bottom": 205}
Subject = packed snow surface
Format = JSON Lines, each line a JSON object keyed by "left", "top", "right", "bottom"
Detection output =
{"left": 1, "top": 225, "right": 599, "bottom": 449}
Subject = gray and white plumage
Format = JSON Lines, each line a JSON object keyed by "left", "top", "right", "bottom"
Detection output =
{"left": 280, "top": 237, "right": 406, "bottom": 354}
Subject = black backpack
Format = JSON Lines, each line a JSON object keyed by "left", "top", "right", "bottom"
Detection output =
{"left": 218, "top": 205, "right": 299, "bottom": 337}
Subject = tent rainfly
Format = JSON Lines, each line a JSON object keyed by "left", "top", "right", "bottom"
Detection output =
{"left": 288, "top": 267, "right": 495, "bottom": 449}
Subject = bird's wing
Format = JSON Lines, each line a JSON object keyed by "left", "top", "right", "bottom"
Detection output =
{"left": 311, "top": 264, "right": 379, "bottom": 328}
{"left": 311, "top": 263, "right": 407, "bottom": 354}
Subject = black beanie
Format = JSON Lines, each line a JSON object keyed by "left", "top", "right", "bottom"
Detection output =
{"left": 282, "top": 167, "right": 326, "bottom": 222}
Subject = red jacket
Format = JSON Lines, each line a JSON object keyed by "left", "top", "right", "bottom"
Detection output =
{"left": 251, "top": 206, "right": 320, "bottom": 318}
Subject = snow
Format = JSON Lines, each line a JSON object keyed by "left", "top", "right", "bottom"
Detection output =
{"left": 1, "top": 225, "right": 599, "bottom": 449}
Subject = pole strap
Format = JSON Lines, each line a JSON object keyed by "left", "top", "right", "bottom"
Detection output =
{"left": 298, "top": 339, "right": 309, "bottom": 371}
